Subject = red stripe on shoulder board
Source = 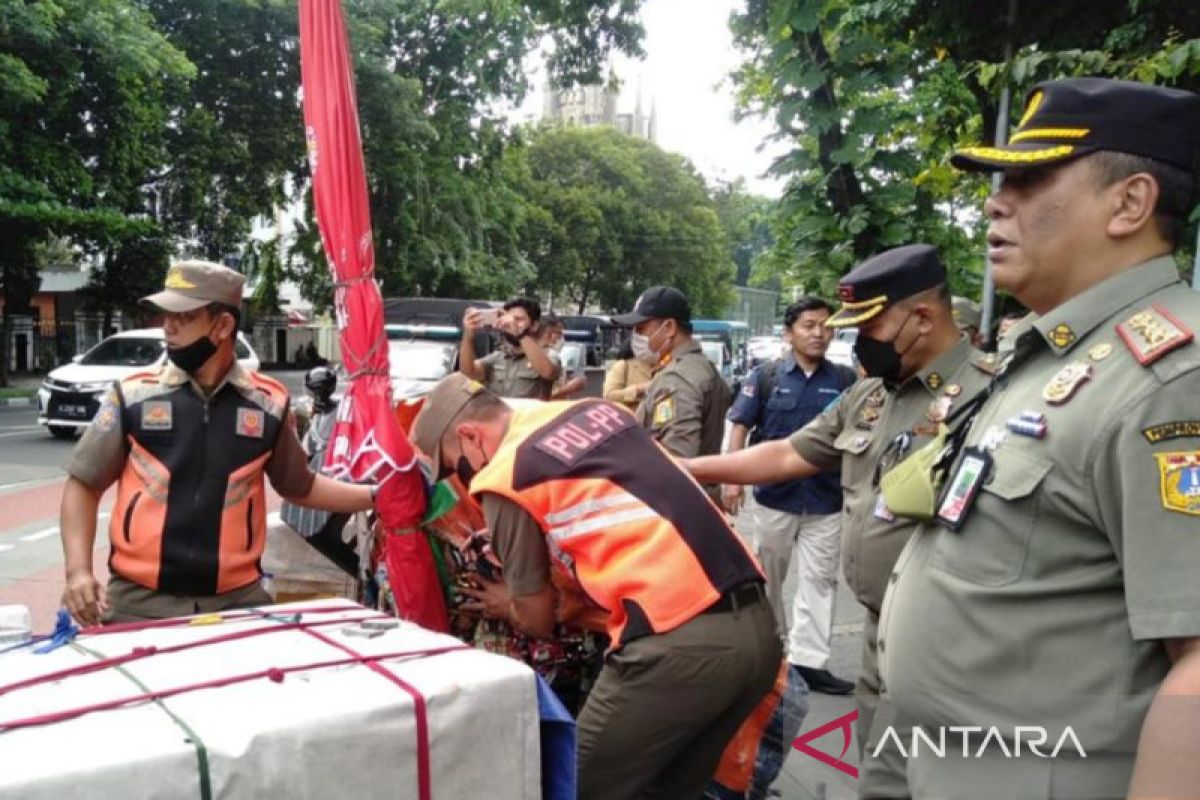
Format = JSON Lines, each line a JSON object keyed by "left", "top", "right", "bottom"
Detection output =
{"left": 1116, "top": 304, "right": 1194, "bottom": 366}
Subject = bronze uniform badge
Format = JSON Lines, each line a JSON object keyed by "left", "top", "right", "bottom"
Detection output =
{"left": 1043, "top": 362, "right": 1092, "bottom": 405}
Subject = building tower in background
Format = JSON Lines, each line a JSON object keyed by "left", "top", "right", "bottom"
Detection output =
{"left": 542, "top": 79, "right": 657, "bottom": 142}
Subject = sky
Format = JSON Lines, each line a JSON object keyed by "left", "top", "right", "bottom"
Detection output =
{"left": 509, "top": 0, "right": 789, "bottom": 198}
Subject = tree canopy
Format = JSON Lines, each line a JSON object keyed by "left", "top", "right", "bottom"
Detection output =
{"left": 505, "top": 125, "right": 735, "bottom": 316}
{"left": 731, "top": 0, "right": 1200, "bottom": 295}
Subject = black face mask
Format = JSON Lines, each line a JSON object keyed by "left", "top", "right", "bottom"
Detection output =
{"left": 167, "top": 328, "right": 218, "bottom": 374}
{"left": 454, "top": 435, "right": 489, "bottom": 486}
{"left": 455, "top": 454, "right": 477, "bottom": 486}
{"left": 854, "top": 314, "right": 916, "bottom": 384}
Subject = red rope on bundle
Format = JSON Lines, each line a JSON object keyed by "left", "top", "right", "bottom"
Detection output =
{"left": 0, "top": 644, "right": 470, "bottom": 733}
{"left": 299, "top": 625, "right": 438, "bottom": 800}
{"left": 0, "top": 613, "right": 390, "bottom": 697}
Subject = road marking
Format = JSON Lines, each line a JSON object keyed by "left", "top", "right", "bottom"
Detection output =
{"left": 20, "top": 528, "right": 58, "bottom": 542}
{"left": 0, "top": 428, "right": 47, "bottom": 439}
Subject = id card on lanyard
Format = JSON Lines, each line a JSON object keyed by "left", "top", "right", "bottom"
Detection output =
{"left": 936, "top": 447, "right": 993, "bottom": 531}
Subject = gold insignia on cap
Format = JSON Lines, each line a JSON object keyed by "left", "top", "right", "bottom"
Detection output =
{"left": 1116, "top": 304, "right": 1194, "bottom": 367}
{"left": 1156, "top": 451, "right": 1200, "bottom": 516}
{"left": 1042, "top": 362, "right": 1092, "bottom": 405}
{"left": 955, "top": 144, "right": 1076, "bottom": 163}
{"left": 465, "top": 379, "right": 484, "bottom": 394}
{"left": 1009, "top": 127, "right": 1090, "bottom": 143}
{"left": 1088, "top": 343, "right": 1114, "bottom": 362}
{"left": 1048, "top": 324, "right": 1076, "bottom": 349}
{"left": 926, "top": 372, "right": 943, "bottom": 390}
{"left": 164, "top": 267, "right": 198, "bottom": 290}
{"left": 1018, "top": 90, "right": 1044, "bottom": 128}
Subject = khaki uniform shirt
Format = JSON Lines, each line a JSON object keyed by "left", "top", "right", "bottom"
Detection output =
{"left": 790, "top": 337, "right": 989, "bottom": 614}
{"left": 879, "top": 258, "right": 1200, "bottom": 796}
{"left": 66, "top": 360, "right": 312, "bottom": 497}
{"left": 636, "top": 339, "right": 731, "bottom": 459}
{"left": 479, "top": 346, "right": 559, "bottom": 400}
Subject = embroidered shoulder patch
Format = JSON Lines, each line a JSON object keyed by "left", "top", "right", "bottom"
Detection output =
{"left": 653, "top": 396, "right": 675, "bottom": 426}
{"left": 1156, "top": 451, "right": 1200, "bottom": 516}
{"left": 236, "top": 407, "right": 265, "bottom": 438}
{"left": 1116, "top": 304, "right": 1194, "bottom": 366}
{"left": 142, "top": 400, "right": 173, "bottom": 431}
{"left": 1143, "top": 421, "right": 1200, "bottom": 444}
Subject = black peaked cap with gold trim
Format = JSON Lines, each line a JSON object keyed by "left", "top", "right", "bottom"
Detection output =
{"left": 952, "top": 77, "right": 1200, "bottom": 173}
{"left": 826, "top": 244, "right": 946, "bottom": 328}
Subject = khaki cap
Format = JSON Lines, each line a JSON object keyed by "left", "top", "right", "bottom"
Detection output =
{"left": 142, "top": 260, "right": 245, "bottom": 313}
{"left": 411, "top": 373, "right": 491, "bottom": 469}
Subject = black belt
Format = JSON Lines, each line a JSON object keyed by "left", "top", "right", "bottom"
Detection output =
{"left": 702, "top": 582, "right": 765, "bottom": 615}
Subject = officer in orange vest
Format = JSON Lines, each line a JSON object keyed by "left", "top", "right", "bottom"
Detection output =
{"left": 411, "top": 373, "right": 782, "bottom": 800}
{"left": 60, "top": 261, "right": 381, "bottom": 626}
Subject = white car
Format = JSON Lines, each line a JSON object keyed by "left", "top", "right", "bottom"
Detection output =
{"left": 826, "top": 327, "right": 858, "bottom": 369}
{"left": 38, "top": 328, "right": 260, "bottom": 439}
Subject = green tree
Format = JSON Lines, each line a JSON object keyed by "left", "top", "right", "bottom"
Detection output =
{"left": 508, "top": 125, "right": 735, "bottom": 315}
{"left": 712, "top": 180, "right": 776, "bottom": 287}
{"left": 341, "top": 0, "right": 647, "bottom": 298}
{"left": 730, "top": 0, "right": 1200, "bottom": 296}
{"left": 0, "top": 0, "right": 190, "bottom": 383}
{"left": 139, "top": 0, "right": 306, "bottom": 261}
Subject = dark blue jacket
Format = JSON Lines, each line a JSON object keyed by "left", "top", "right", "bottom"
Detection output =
{"left": 727, "top": 357, "right": 854, "bottom": 514}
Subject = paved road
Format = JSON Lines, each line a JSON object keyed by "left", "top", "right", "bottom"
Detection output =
{"left": 0, "top": 372, "right": 866, "bottom": 798}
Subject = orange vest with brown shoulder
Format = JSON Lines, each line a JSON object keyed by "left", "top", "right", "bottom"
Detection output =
{"left": 469, "top": 400, "right": 763, "bottom": 648}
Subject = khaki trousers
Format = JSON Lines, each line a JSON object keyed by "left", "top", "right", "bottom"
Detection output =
{"left": 576, "top": 597, "right": 782, "bottom": 800}
{"left": 104, "top": 575, "right": 273, "bottom": 623}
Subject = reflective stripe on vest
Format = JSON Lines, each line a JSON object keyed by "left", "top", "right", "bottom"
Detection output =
{"left": 108, "top": 370, "right": 287, "bottom": 595}
{"left": 470, "top": 400, "right": 763, "bottom": 647}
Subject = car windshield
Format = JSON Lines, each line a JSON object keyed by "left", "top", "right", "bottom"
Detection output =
{"left": 388, "top": 341, "right": 455, "bottom": 381}
{"left": 80, "top": 337, "right": 164, "bottom": 367}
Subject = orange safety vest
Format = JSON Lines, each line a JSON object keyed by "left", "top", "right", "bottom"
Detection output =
{"left": 108, "top": 364, "right": 291, "bottom": 595}
{"left": 469, "top": 400, "right": 763, "bottom": 648}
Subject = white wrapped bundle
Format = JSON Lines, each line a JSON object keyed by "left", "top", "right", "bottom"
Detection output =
{"left": 0, "top": 600, "right": 540, "bottom": 800}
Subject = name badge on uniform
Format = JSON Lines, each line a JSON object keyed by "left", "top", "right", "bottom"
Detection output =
{"left": 936, "top": 447, "right": 993, "bottom": 531}
{"left": 142, "top": 400, "right": 173, "bottom": 431}
{"left": 237, "top": 408, "right": 265, "bottom": 438}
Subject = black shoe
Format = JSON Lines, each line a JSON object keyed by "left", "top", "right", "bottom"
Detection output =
{"left": 793, "top": 664, "right": 855, "bottom": 695}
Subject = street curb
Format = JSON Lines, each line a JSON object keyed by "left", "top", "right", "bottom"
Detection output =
{"left": 2, "top": 397, "right": 32, "bottom": 408}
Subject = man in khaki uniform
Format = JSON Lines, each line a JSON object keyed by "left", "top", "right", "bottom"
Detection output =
{"left": 613, "top": 286, "right": 730, "bottom": 461}
{"left": 59, "top": 261, "right": 379, "bottom": 626}
{"left": 879, "top": 78, "right": 1200, "bottom": 798}
{"left": 460, "top": 296, "right": 560, "bottom": 399}
{"left": 688, "top": 244, "right": 992, "bottom": 797}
